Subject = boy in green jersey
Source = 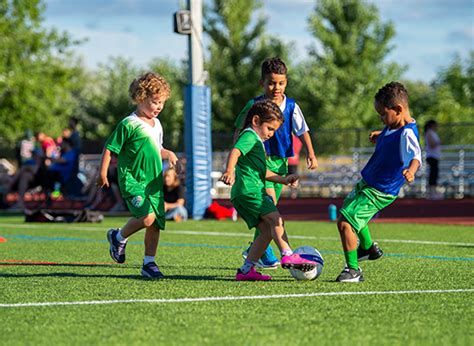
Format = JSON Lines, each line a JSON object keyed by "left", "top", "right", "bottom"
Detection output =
{"left": 221, "top": 100, "right": 317, "bottom": 281}
{"left": 97, "top": 72, "right": 178, "bottom": 279}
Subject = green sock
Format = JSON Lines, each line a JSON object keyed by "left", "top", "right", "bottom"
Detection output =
{"left": 344, "top": 249, "right": 359, "bottom": 270}
{"left": 358, "top": 225, "right": 373, "bottom": 250}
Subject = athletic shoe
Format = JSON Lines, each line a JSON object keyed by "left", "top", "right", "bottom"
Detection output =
{"left": 335, "top": 267, "right": 364, "bottom": 282}
{"left": 106, "top": 229, "right": 127, "bottom": 264}
{"left": 357, "top": 242, "right": 383, "bottom": 261}
{"left": 281, "top": 253, "right": 317, "bottom": 271}
{"left": 242, "top": 244, "right": 280, "bottom": 269}
{"left": 141, "top": 262, "right": 165, "bottom": 279}
{"left": 235, "top": 267, "right": 272, "bottom": 281}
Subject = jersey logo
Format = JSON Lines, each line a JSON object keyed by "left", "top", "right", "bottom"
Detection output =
{"left": 131, "top": 196, "right": 143, "bottom": 208}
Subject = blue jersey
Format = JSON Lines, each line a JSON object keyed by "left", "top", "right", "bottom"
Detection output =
{"left": 252, "top": 95, "right": 296, "bottom": 158}
{"left": 361, "top": 122, "right": 419, "bottom": 196}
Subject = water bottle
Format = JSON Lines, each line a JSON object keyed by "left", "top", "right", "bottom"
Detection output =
{"left": 51, "top": 182, "right": 61, "bottom": 199}
{"left": 328, "top": 204, "right": 337, "bottom": 221}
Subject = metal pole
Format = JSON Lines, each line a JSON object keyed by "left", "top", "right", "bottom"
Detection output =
{"left": 188, "top": 0, "right": 204, "bottom": 86}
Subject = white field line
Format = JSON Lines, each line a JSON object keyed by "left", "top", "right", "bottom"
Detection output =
{"left": 0, "top": 223, "right": 473, "bottom": 247}
{"left": 1, "top": 289, "right": 473, "bottom": 308}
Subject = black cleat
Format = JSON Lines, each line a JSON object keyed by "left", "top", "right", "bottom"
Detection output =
{"left": 141, "top": 262, "right": 165, "bottom": 279}
{"left": 107, "top": 229, "right": 127, "bottom": 263}
{"left": 335, "top": 267, "right": 364, "bottom": 283}
{"left": 357, "top": 242, "right": 383, "bottom": 261}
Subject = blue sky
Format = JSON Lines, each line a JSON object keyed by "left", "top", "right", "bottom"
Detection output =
{"left": 43, "top": 0, "right": 473, "bottom": 82}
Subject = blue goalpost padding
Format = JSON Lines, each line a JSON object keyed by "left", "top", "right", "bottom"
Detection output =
{"left": 184, "top": 85, "right": 212, "bottom": 220}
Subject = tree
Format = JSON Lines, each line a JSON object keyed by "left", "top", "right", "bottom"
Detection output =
{"left": 204, "top": 0, "right": 289, "bottom": 135}
{"left": 0, "top": 0, "right": 86, "bottom": 149}
{"left": 81, "top": 57, "right": 186, "bottom": 151}
{"left": 295, "top": 0, "right": 404, "bottom": 148}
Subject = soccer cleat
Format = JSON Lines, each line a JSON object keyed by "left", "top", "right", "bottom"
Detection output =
{"left": 357, "top": 242, "right": 384, "bottom": 261}
{"left": 242, "top": 244, "right": 280, "bottom": 269}
{"left": 141, "top": 262, "right": 165, "bottom": 279}
{"left": 106, "top": 228, "right": 127, "bottom": 264}
{"left": 235, "top": 267, "right": 272, "bottom": 281}
{"left": 335, "top": 267, "right": 364, "bottom": 282}
{"left": 281, "top": 253, "right": 317, "bottom": 271}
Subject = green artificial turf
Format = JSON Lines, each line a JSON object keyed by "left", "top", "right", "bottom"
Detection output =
{"left": 0, "top": 216, "right": 473, "bottom": 345}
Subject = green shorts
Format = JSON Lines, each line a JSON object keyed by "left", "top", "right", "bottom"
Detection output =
{"left": 339, "top": 179, "right": 396, "bottom": 233}
{"left": 124, "top": 193, "right": 166, "bottom": 230}
{"left": 265, "top": 156, "right": 288, "bottom": 201}
{"left": 232, "top": 193, "right": 278, "bottom": 229}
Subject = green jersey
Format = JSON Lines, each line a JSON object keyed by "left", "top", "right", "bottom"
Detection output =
{"left": 106, "top": 113, "right": 164, "bottom": 199}
{"left": 231, "top": 128, "right": 267, "bottom": 200}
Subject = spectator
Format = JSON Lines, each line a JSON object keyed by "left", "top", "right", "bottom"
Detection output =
{"left": 424, "top": 120, "right": 442, "bottom": 200}
{"left": 15, "top": 129, "right": 36, "bottom": 167}
{"left": 68, "top": 117, "right": 82, "bottom": 153}
{"left": 163, "top": 168, "right": 188, "bottom": 222}
{"left": 41, "top": 137, "right": 79, "bottom": 194}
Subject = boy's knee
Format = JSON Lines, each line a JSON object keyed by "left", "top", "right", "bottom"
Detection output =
{"left": 142, "top": 214, "right": 156, "bottom": 228}
{"left": 262, "top": 212, "right": 283, "bottom": 228}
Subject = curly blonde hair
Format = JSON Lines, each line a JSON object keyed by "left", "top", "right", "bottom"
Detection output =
{"left": 129, "top": 72, "right": 171, "bottom": 104}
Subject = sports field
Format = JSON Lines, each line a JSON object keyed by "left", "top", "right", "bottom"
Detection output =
{"left": 1, "top": 215, "right": 473, "bottom": 345}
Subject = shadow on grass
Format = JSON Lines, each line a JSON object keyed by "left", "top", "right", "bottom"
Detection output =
{"left": 0, "top": 272, "right": 239, "bottom": 281}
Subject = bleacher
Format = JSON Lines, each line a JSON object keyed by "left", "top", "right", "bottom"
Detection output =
{"left": 210, "top": 145, "right": 474, "bottom": 199}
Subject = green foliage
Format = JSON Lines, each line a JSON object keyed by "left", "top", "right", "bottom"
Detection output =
{"left": 404, "top": 52, "right": 474, "bottom": 145}
{"left": 81, "top": 57, "right": 186, "bottom": 151}
{"left": 0, "top": 0, "right": 86, "bottom": 148}
{"left": 294, "top": 0, "right": 404, "bottom": 152}
{"left": 204, "top": 0, "right": 289, "bottom": 132}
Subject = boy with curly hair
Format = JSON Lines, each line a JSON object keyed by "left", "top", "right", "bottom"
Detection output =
{"left": 97, "top": 72, "right": 178, "bottom": 279}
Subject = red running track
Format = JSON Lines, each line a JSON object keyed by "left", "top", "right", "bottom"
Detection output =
{"left": 216, "top": 198, "right": 474, "bottom": 226}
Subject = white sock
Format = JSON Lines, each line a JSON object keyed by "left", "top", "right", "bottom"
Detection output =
{"left": 116, "top": 229, "right": 127, "bottom": 243}
{"left": 240, "top": 259, "right": 256, "bottom": 274}
{"left": 143, "top": 256, "right": 155, "bottom": 265}
{"left": 281, "top": 248, "right": 293, "bottom": 257}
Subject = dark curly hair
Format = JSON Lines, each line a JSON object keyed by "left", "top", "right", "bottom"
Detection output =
{"left": 261, "top": 57, "right": 287, "bottom": 79}
{"left": 242, "top": 100, "right": 284, "bottom": 130}
{"left": 375, "top": 81, "right": 409, "bottom": 108}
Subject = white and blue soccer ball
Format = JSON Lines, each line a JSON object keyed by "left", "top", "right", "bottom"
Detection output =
{"left": 289, "top": 246, "right": 324, "bottom": 281}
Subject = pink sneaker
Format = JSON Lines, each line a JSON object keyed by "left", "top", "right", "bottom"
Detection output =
{"left": 236, "top": 267, "right": 272, "bottom": 281}
{"left": 281, "top": 253, "right": 317, "bottom": 271}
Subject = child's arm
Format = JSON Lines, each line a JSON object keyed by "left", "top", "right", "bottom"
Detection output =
{"left": 266, "top": 170, "right": 299, "bottom": 187}
{"left": 96, "top": 148, "right": 112, "bottom": 188}
{"left": 161, "top": 148, "right": 178, "bottom": 168}
{"left": 298, "top": 132, "right": 318, "bottom": 170}
{"left": 220, "top": 148, "right": 241, "bottom": 185}
{"left": 369, "top": 130, "right": 382, "bottom": 144}
{"left": 403, "top": 159, "right": 421, "bottom": 183}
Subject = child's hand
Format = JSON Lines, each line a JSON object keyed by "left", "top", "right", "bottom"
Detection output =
{"left": 369, "top": 130, "right": 382, "bottom": 144}
{"left": 403, "top": 169, "right": 415, "bottom": 183}
{"left": 220, "top": 171, "right": 235, "bottom": 186}
{"left": 96, "top": 174, "right": 109, "bottom": 188}
{"left": 307, "top": 156, "right": 319, "bottom": 170}
{"left": 285, "top": 174, "right": 299, "bottom": 187}
{"left": 168, "top": 151, "right": 178, "bottom": 168}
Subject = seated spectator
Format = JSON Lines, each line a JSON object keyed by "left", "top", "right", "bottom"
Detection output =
{"left": 164, "top": 168, "right": 188, "bottom": 222}
{"left": 15, "top": 129, "right": 36, "bottom": 167}
{"left": 41, "top": 137, "right": 79, "bottom": 194}
{"left": 36, "top": 131, "right": 59, "bottom": 160}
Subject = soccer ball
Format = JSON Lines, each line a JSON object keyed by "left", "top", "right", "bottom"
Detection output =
{"left": 289, "top": 246, "right": 324, "bottom": 281}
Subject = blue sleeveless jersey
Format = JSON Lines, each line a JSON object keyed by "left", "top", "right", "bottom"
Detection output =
{"left": 253, "top": 95, "right": 296, "bottom": 157}
{"left": 361, "top": 122, "right": 419, "bottom": 196}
